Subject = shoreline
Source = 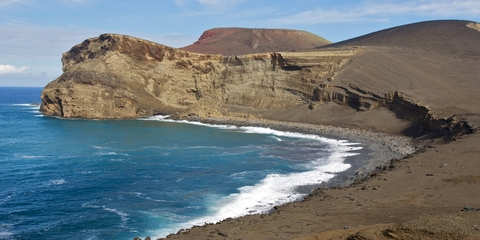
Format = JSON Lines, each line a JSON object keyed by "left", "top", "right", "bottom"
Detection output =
{"left": 197, "top": 117, "right": 416, "bottom": 188}
{"left": 152, "top": 116, "right": 480, "bottom": 240}
{"left": 149, "top": 116, "right": 417, "bottom": 239}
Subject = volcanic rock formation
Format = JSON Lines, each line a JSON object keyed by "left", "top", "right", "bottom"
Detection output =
{"left": 180, "top": 28, "right": 331, "bottom": 55}
{"left": 40, "top": 20, "right": 480, "bottom": 138}
{"left": 40, "top": 33, "right": 353, "bottom": 119}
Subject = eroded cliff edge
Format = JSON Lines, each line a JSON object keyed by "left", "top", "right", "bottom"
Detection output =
{"left": 40, "top": 33, "right": 356, "bottom": 119}
{"left": 41, "top": 20, "right": 480, "bottom": 138}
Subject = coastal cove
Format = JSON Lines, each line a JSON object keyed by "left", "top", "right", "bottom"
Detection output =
{"left": 0, "top": 87, "right": 414, "bottom": 239}
{"left": 4, "top": 19, "right": 480, "bottom": 240}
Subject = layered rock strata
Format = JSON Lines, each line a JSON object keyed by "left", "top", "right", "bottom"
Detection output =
{"left": 41, "top": 34, "right": 356, "bottom": 119}
{"left": 41, "top": 21, "right": 480, "bottom": 138}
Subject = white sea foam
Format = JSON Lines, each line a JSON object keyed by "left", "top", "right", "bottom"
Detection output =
{"left": 131, "top": 192, "right": 164, "bottom": 202}
{"left": 21, "top": 155, "right": 45, "bottom": 159}
{"left": 1, "top": 195, "right": 14, "bottom": 205}
{"left": 153, "top": 142, "right": 361, "bottom": 238}
{"left": 103, "top": 206, "right": 129, "bottom": 223}
{"left": 229, "top": 170, "right": 263, "bottom": 179}
{"left": 50, "top": 179, "right": 66, "bottom": 185}
{"left": 91, "top": 145, "right": 112, "bottom": 150}
{"left": 186, "top": 145, "right": 221, "bottom": 149}
{"left": 142, "top": 115, "right": 238, "bottom": 130}
{"left": 12, "top": 103, "right": 40, "bottom": 109}
{"left": 0, "top": 230, "right": 13, "bottom": 240}
{"left": 82, "top": 202, "right": 101, "bottom": 209}
{"left": 143, "top": 115, "right": 362, "bottom": 149}
{"left": 0, "top": 231, "right": 13, "bottom": 239}
{"left": 94, "top": 151, "right": 129, "bottom": 157}
{"left": 12, "top": 103, "right": 37, "bottom": 106}
{"left": 144, "top": 116, "right": 363, "bottom": 238}
{"left": 187, "top": 149, "right": 356, "bottom": 227}
{"left": 268, "top": 136, "right": 282, "bottom": 142}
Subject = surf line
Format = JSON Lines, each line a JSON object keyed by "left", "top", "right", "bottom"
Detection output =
{"left": 142, "top": 115, "right": 362, "bottom": 237}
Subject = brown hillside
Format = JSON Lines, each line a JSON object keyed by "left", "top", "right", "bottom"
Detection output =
{"left": 180, "top": 27, "right": 330, "bottom": 55}
{"left": 322, "top": 20, "right": 480, "bottom": 57}
{"left": 298, "top": 20, "right": 480, "bottom": 132}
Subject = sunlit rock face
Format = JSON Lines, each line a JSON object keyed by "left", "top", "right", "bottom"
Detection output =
{"left": 41, "top": 20, "right": 480, "bottom": 137}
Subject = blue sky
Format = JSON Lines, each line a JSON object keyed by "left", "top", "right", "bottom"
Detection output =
{"left": 1, "top": 0, "right": 479, "bottom": 87}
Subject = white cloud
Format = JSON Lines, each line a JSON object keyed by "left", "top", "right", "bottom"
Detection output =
{"left": 0, "top": 0, "right": 23, "bottom": 7}
{"left": 270, "top": 0, "right": 480, "bottom": 25}
{"left": 197, "top": 0, "right": 222, "bottom": 5}
{"left": 0, "top": 64, "right": 29, "bottom": 74}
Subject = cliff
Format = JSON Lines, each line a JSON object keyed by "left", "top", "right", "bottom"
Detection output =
{"left": 180, "top": 28, "right": 331, "bottom": 55}
{"left": 40, "top": 20, "right": 480, "bottom": 138}
{"left": 40, "top": 33, "right": 355, "bottom": 119}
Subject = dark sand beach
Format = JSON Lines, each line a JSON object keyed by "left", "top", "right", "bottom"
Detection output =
{"left": 156, "top": 116, "right": 480, "bottom": 240}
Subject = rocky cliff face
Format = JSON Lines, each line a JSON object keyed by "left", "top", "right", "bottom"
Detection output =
{"left": 41, "top": 21, "right": 480, "bottom": 138}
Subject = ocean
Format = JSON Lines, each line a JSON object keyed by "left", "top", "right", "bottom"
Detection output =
{"left": 0, "top": 87, "right": 361, "bottom": 240}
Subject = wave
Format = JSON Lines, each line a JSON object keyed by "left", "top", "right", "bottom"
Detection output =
{"left": 93, "top": 151, "right": 129, "bottom": 156}
{"left": 142, "top": 115, "right": 363, "bottom": 238}
{"left": 141, "top": 115, "right": 238, "bottom": 131}
{"left": 267, "top": 136, "right": 282, "bottom": 142}
{"left": 21, "top": 155, "right": 46, "bottom": 159}
{"left": 91, "top": 145, "right": 114, "bottom": 150}
{"left": 12, "top": 103, "right": 41, "bottom": 112}
{"left": 152, "top": 147, "right": 360, "bottom": 237}
{"left": 1, "top": 195, "right": 14, "bottom": 205}
{"left": 82, "top": 202, "right": 101, "bottom": 209}
{"left": 143, "top": 115, "right": 362, "bottom": 148}
{"left": 229, "top": 170, "right": 265, "bottom": 179}
{"left": 102, "top": 206, "right": 129, "bottom": 224}
{"left": 12, "top": 103, "right": 40, "bottom": 107}
{"left": 79, "top": 170, "right": 102, "bottom": 175}
{"left": 83, "top": 202, "right": 130, "bottom": 228}
{"left": 50, "top": 179, "right": 66, "bottom": 185}
{"left": 0, "top": 231, "right": 13, "bottom": 239}
{"left": 187, "top": 148, "right": 356, "bottom": 225}
{"left": 0, "top": 223, "right": 13, "bottom": 239}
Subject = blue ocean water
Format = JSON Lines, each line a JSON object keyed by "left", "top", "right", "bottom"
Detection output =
{"left": 0, "top": 87, "right": 361, "bottom": 240}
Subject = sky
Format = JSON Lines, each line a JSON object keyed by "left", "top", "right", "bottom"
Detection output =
{"left": 0, "top": 0, "right": 479, "bottom": 87}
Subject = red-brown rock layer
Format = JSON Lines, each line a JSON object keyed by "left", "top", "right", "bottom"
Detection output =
{"left": 180, "top": 28, "right": 331, "bottom": 55}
